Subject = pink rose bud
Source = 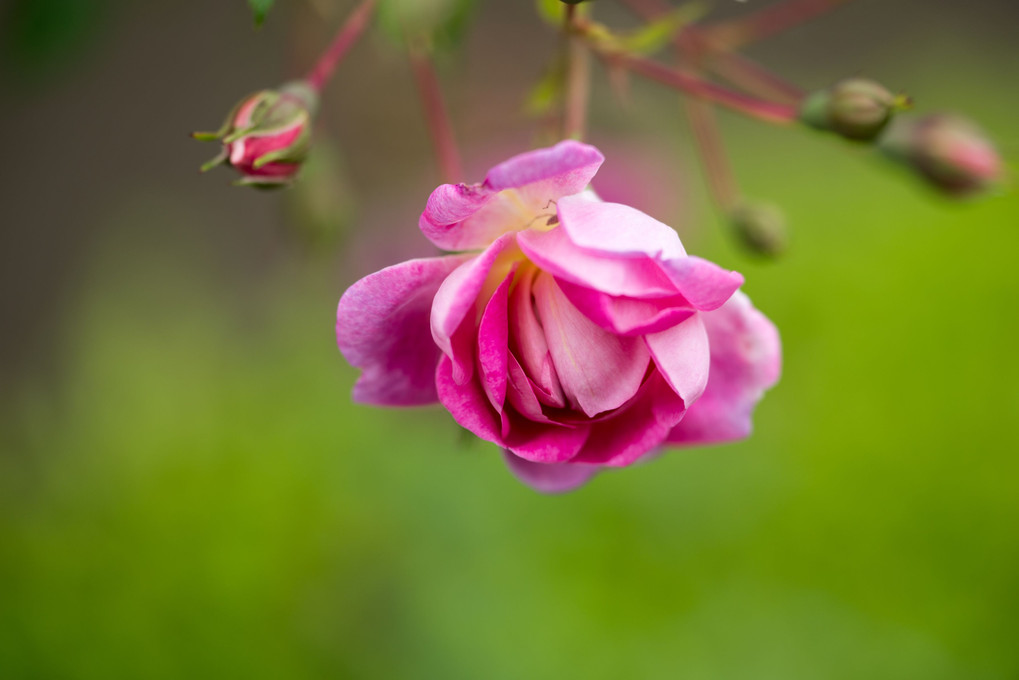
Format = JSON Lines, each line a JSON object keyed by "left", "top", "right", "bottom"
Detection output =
{"left": 729, "top": 201, "right": 788, "bottom": 258}
{"left": 879, "top": 113, "right": 1004, "bottom": 197}
{"left": 193, "top": 80, "right": 318, "bottom": 188}
{"left": 800, "top": 78, "right": 902, "bottom": 142}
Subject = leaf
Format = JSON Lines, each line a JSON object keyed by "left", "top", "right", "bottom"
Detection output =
{"left": 525, "top": 56, "right": 566, "bottom": 117}
{"left": 248, "top": 0, "right": 274, "bottom": 27}
{"left": 615, "top": 2, "right": 708, "bottom": 54}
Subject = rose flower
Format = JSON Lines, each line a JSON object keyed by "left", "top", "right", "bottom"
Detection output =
{"left": 336, "top": 141, "right": 781, "bottom": 492}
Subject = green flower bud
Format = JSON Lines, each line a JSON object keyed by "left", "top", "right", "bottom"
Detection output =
{"left": 801, "top": 78, "right": 900, "bottom": 142}
{"left": 879, "top": 113, "right": 1003, "bottom": 197}
{"left": 729, "top": 201, "right": 788, "bottom": 258}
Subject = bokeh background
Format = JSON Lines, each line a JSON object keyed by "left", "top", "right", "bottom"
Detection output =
{"left": 2, "top": 0, "right": 1018, "bottom": 677}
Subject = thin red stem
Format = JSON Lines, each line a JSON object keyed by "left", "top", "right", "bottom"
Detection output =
{"left": 608, "top": 53, "right": 799, "bottom": 124}
{"left": 562, "top": 5, "right": 591, "bottom": 140}
{"left": 409, "top": 47, "right": 463, "bottom": 183}
{"left": 705, "top": 0, "right": 854, "bottom": 50}
{"left": 305, "top": 0, "right": 378, "bottom": 92}
{"left": 685, "top": 95, "right": 738, "bottom": 211}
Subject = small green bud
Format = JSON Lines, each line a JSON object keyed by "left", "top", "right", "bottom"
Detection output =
{"left": 879, "top": 113, "right": 1003, "bottom": 197}
{"left": 729, "top": 201, "right": 788, "bottom": 258}
{"left": 801, "top": 78, "right": 900, "bottom": 142}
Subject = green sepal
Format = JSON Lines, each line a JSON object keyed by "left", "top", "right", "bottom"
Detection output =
{"left": 200, "top": 149, "right": 229, "bottom": 173}
{"left": 233, "top": 175, "right": 292, "bottom": 189}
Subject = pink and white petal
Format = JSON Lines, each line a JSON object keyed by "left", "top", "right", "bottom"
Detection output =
{"left": 532, "top": 273, "right": 650, "bottom": 417}
{"left": 572, "top": 373, "right": 688, "bottom": 467}
{"left": 436, "top": 355, "right": 505, "bottom": 447}
{"left": 503, "top": 451, "right": 600, "bottom": 494}
{"left": 556, "top": 195, "right": 686, "bottom": 260}
{"left": 477, "top": 267, "right": 515, "bottom": 413}
{"left": 419, "top": 141, "right": 604, "bottom": 252}
{"left": 509, "top": 267, "right": 566, "bottom": 406}
{"left": 667, "top": 291, "right": 781, "bottom": 445}
{"left": 337, "top": 255, "right": 470, "bottom": 406}
{"left": 645, "top": 314, "right": 710, "bottom": 406}
{"left": 506, "top": 353, "right": 557, "bottom": 423}
{"left": 659, "top": 256, "right": 744, "bottom": 312}
{"left": 556, "top": 278, "right": 696, "bottom": 336}
{"left": 518, "top": 226, "right": 678, "bottom": 298}
{"left": 431, "top": 233, "right": 516, "bottom": 384}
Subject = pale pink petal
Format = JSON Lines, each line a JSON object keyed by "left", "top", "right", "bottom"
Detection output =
{"left": 518, "top": 225, "right": 678, "bottom": 298}
{"left": 506, "top": 353, "right": 556, "bottom": 423}
{"left": 667, "top": 291, "right": 781, "bottom": 445}
{"left": 555, "top": 278, "right": 696, "bottom": 336}
{"left": 503, "top": 451, "right": 600, "bottom": 494}
{"left": 477, "top": 267, "right": 516, "bottom": 413}
{"left": 431, "top": 233, "right": 516, "bottom": 384}
{"left": 532, "top": 273, "right": 650, "bottom": 417}
{"left": 556, "top": 195, "right": 686, "bottom": 259}
{"left": 660, "top": 256, "right": 744, "bottom": 312}
{"left": 645, "top": 314, "right": 710, "bottom": 406}
{"left": 572, "top": 372, "right": 687, "bottom": 466}
{"left": 337, "top": 255, "right": 470, "bottom": 406}
{"left": 419, "top": 141, "right": 604, "bottom": 251}
{"left": 508, "top": 266, "right": 566, "bottom": 407}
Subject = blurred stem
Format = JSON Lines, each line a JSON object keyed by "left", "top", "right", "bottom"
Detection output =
{"left": 620, "top": 0, "right": 804, "bottom": 105}
{"left": 685, "top": 95, "right": 739, "bottom": 211}
{"left": 704, "top": 0, "right": 854, "bottom": 50}
{"left": 409, "top": 45, "right": 463, "bottom": 183}
{"left": 601, "top": 50, "right": 799, "bottom": 124}
{"left": 306, "top": 0, "right": 378, "bottom": 92}
{"left": 563, "top": 5, "right": 591, "bottom": 141}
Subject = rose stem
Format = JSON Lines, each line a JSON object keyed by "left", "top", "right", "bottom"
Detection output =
{"left": 619, "top": 0, "right": 804, "bottom": 105}
{"left": 305, "top": 0, "right": 378, "bottom": 92}
{"left": 409, "top": 44, "right": 464, "bottom": 183}
{"left": 703, "top": 0, "right": 854, "bottom": 51}
{"left": 685, "top": 94, "right": 739, "bottom": 212}
{"left": 563, "top": 4, "right": 592, "bottom": 141}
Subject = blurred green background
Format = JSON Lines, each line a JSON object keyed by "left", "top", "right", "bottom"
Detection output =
{"left": 1, "top": 1, "right": 1017, "bottom": 678}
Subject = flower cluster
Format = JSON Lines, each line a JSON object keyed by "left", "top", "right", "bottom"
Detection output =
{"left": 336, "top": 142, "right": 780, "bottom": 492}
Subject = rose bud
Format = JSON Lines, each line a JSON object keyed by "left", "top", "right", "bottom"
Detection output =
{"left": 878, "top": 113, "right": 1004, "bottom": 197}
{"left": 193, "top": 80, "right": 318, "bottom": 188}
{"left": 800, "top": 78, "right": 903, "bottom": 142}
{"left": 729, "top": 201, "right": 788, "bottom": 258}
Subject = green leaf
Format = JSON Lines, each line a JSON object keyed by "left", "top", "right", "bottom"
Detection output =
{"left": 614, "top": 2, "right": 709, "bottom": 55}
{"left": 248, "top": 0, "right": 274, "bottom": 27}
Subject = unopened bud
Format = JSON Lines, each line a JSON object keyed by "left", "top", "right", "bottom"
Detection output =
{"left": 729, "top": 201, "right": 787, "bottom": 257}
{"left": 801, "top": 78, "right": 901, "bottom": 142}
{"left": 193, "top": 80, "right": 318, "bottom": 188}
{"left": 879, "top": 113, "right": 1003, "bottom": 197}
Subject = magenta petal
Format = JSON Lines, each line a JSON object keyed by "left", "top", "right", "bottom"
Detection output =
{"left": 660, "top": 256, "right": 744, "bottom": 312}
{"left": 645, "top": 314, "right": 710, "bottom": 406}
{"left": 518, "top": 226, "right": 678, "bottom": 298}
{"left": 532, "top": 273, "right": 650, "bottom": 417}
{"left": 504, "top": 415, "right": 590, "bottom": 464}
{"left": 478, "top": 267, "right": 516, "bottom": 412}
{"left": 572, "top": 373, "right": 688, "bottom": 467}
{"left": 556, "top": 278, "right": 696, "bottom": 336}
{"left": 337, "top": 255, "right": 470, "bottom": 406}
{"left": 667, "top": 291, "right": 781, "bottom": 445}
{"left": 436, "top": 355, "right": 505, "bottom": 446}
{"left": 431, "top": 233, "right": 516, "bottom": 384}
{"left": 503, "top": 451, "right": 599, "bottom": 494}
{"left": 419, "top": 141, "right": 605, "bottom": 251}
{"left": 556, "top": 195, "right": 686, "bottom": 260}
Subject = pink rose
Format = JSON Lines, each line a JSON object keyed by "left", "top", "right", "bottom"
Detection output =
{"left": 336, "top": 141, "right": 781, "bottom": 492}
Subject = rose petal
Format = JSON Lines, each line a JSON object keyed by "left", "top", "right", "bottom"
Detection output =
{"left": 502, "top": 451, "right": 600, "bottom": 494}
{"left": 419, "top": 141, "right": 604, "bottom": 251}
{"left": 532, "top": 272, "right": 650, "bottom": 417}
{"left": 509, "top": 266, "right": 566, "bottom": 407}
{"left": 556, "top": 195, "right": 686, "bottom": 259}
{"left": 478, "top": 266, "right": 516, "bottom": 413}
{"left": 337, "top": 255, "right": 470, "bottom": 406}
{"left": 555, "top": 278, "right": 696, "bottom": 336}
{"left": 667, "top": 291, "right": 781, "bottom": 445}
{"left": 572, "top": 372, "right": 688, "bottom": 467}
{"left": 659, "top": 256, "right": 744, "bottom": 312}
{"left": 645, "top": 314, "right": 710, "bottom": 406}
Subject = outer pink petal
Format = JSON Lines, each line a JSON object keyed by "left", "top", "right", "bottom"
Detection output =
{"left": 645, "top": 314, "right": 710, "bottom": 406}
{"left": 556, "top": 195, "right": 686, "bottom": 260}
{"left": 572, "top": 372, "right": 688, "bottom": 467}
{"left": 667, "top": 291, "right": 781, "bottom": 445}
{"left": 478, "top": 267, "right": 515, "bottom": 413}
{"left": 660, "top": 256, "right": 744, "bottom": 312}
{"left": 419, "top": 141, "right": 604, "bottom": 251}
{"left": 430, "top": 233, "right": 515, "bottom": 384}
{"left": 533, "top": 273, "right": 650, "bottom": 417}
{"left": 503, "top": 451, "right": 600, "bottom": 494}
{"left": 337, "top": 255, "right": 470, "bottom": 406}
{"left": 555, "top": 278, "right": 696, "bottom": 336}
